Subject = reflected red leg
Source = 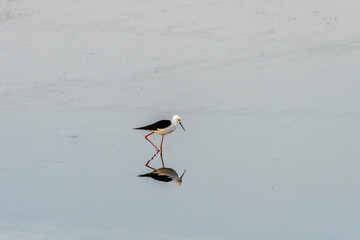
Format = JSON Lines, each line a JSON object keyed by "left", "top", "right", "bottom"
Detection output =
{"left": 160, "top": 135, "right": 164, "bottom": 152}
{"left": 145, "top": 132, "right": 159, "bottom": 151}
{"left": 160, "top": 151, "right": 165, "bottom": 167}
{"left": 145, "top": 151, "right": 159, "bottom": 170}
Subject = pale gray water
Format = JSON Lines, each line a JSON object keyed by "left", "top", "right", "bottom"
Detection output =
{"left": 1, "top": 109, "right": 360, "bottom": 240}
{"left": 1, "top": 0, "right": 360, "bottom": 239}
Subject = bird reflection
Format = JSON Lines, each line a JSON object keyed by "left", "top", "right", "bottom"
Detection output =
{"left": 139, "top": 150, "right": 186, "bottom": 186}
{"left": 139, "top": 168, "right": 186, "bottom": 186}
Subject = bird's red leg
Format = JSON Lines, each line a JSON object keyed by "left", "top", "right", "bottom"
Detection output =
{"left": 160, "top": 135, "right": 164, "bottom": 152}
{"left": 145, "top": 132, "right": 160, "bottom": 151}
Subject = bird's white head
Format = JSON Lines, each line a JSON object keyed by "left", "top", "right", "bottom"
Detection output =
{"left": 172, "top": 115, "right": 181, "bottom": 123}
{"left": 172, "top": 115, "right": 185, "bottom": 131}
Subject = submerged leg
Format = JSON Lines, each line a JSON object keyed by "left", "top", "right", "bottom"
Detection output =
{"left": 145, "top": 132, "right": 159, "bottom": 151}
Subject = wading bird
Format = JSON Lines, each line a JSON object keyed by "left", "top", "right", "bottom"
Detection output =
{"left": 133, "top": 115, "right": 185, "bottom": 151}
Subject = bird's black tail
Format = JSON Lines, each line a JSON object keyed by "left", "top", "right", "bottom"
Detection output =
{"left": 133, "top": 127, "right": 147, "bottom": 130}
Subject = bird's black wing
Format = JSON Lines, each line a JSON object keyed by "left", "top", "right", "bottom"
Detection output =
{"left": 138, "top": 173, "right": 172, "bottom": 182}
{"left": 133, "top": 120, "right": 171, "bottom": 131}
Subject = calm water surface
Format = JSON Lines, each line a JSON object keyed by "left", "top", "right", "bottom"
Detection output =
{"left": 1, "top": 109, "right": 359, "bottom": 240}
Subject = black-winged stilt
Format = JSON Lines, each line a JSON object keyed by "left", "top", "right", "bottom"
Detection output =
{"left": 138, "top": 168, "right": 186, "bottom": 186}
{"left": 133, "top": 115, "right": 185, "bottom": 151}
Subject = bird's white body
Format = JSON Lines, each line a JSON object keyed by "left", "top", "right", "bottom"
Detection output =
{"left": 153, "top": 122, "right": 176, "bottom": 135}
{"left": 151, "top": 115, "right": 181, "bottom": 135}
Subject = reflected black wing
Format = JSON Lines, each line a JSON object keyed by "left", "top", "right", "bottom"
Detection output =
{"left": 138, "top": 173, "right": 172, "bottom": 182}
{"left": 133, "top": 120, "right": 171, "bottom": 131}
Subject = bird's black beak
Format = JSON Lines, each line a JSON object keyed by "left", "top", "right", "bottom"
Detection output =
{"left": 180, "top": 169, "right": 186, "bottom": 180}
{"left": 179, "top": 122, "right": 185, "bottom": 131}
